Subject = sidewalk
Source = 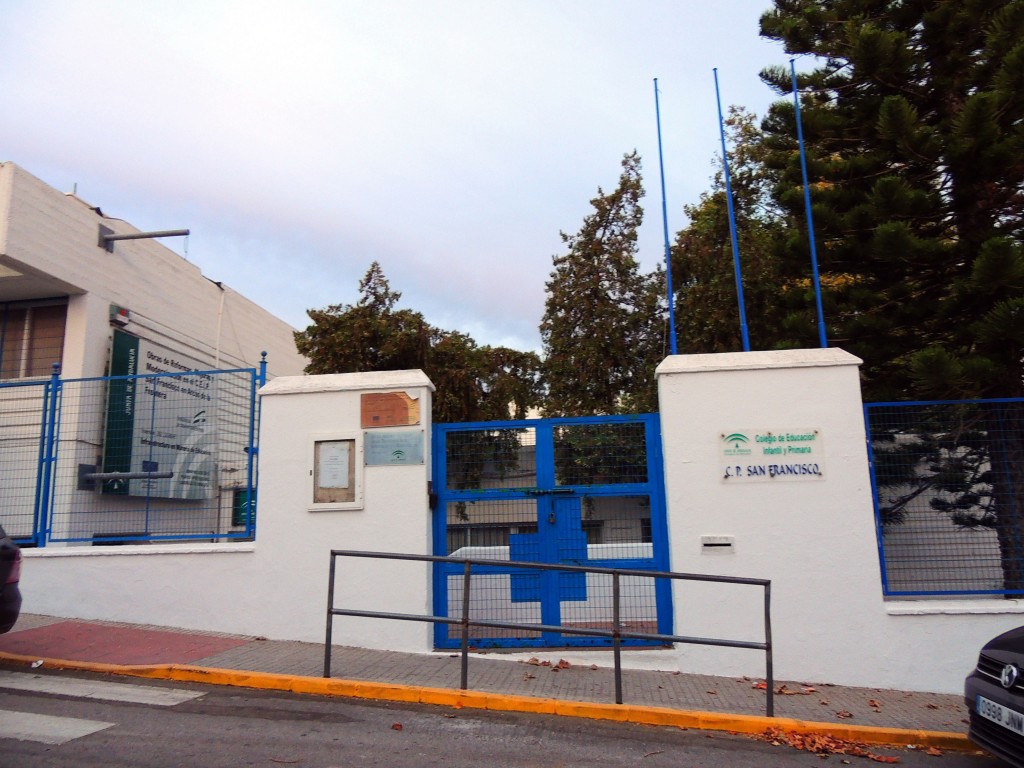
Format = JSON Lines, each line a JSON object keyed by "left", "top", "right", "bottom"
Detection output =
{"left": 0, "top": 613, "right": 971, "bottom": 748}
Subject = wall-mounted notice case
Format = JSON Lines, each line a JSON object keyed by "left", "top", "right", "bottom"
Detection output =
{"left": 310, "top": 434, "right": 363, "bottom": 511}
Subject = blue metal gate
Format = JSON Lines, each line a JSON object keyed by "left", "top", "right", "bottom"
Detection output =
{"left": 431, "top": 414, "right": 672, "bottom": 649}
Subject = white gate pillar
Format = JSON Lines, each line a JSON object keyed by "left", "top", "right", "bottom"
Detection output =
{"left": 656, "top": 349, "right": 886, "bottom": 685}
{"left": 257, "top": 370, "right": 435, "bottom": 652}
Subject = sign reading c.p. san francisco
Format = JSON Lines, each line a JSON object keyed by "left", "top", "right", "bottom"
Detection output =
{"left": 720, "top": 429, "right": 824, "bottom": 482}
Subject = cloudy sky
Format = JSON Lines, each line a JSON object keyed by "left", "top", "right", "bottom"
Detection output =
{"left": 1, "top": 1, "right": 792, "bottom": 352}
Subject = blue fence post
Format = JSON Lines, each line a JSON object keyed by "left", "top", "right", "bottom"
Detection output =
{"left": 863, "top": 403, "right": 891, "bottom": 594}
{"left": 35, "top": 363, "right": 62, "bottom": 546}
{"left": 245, "top": 352, "right": 268, "bottom": 537}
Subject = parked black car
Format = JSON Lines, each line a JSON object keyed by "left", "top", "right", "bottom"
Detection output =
{"left": 0, "top": 524, "right": 22, "bottom": 634}
{"left": 965, "top": 625, "right": 1024, "bottom": 768}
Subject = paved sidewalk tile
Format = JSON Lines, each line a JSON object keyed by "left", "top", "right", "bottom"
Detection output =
{"left": 195, "top": 637, "right": 969, "bottom": 732}
{"left": 0, "top": 621, "right": 249, "bottom": 665}
{"left": 1, "top": 615, "right": 969, "bottom": 735}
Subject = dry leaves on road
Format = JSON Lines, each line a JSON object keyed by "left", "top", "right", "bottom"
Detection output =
{"left": 759, "top": 728, "right": 902, "bottom": 763}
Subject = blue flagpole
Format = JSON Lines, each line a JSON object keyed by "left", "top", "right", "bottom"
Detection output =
{"left": 791, "top": 59, "right": 828, "bottom": 348}
{"left": 713, "top": 68, "right": 751, "bottom": 352}
{"left": 654, "top": 78, "right": 678, "bottom": 355}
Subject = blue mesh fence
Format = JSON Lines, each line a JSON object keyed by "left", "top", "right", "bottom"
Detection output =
{"left": 0, "top": 379, "right": 51, "bottom": 542}
{"left": 0, "top": 367, "right": 260, "bottom": 545}
{"left": 865, "top": 398, "right": 1024, "bottom": 596}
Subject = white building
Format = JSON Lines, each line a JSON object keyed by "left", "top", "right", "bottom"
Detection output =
{"left": 0, "top": 162, "right": 307, "bottom": 543}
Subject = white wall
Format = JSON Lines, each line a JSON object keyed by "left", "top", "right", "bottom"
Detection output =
{"left": 20, "top": 370, "right": 437, "bottom": 652}
{"left": 18, "top": 348, "right": 1024, "bottom": 693}
{"left": 657, "top": 349, "right": 1024, "bottom": 694}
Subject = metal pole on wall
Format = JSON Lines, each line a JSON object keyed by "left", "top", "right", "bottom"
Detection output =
{"left": 791, "top": 59, "right": 828, "bottom": 348}
{"left": 654, "top": 78, "right": 679, "bottom": 355}
{"left": 713, "top": 68, "right": 751, "bottom": 352}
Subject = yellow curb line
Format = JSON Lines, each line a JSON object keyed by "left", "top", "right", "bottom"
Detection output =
{"left": 0, "top": 652, "right": 972, "bottom": 752}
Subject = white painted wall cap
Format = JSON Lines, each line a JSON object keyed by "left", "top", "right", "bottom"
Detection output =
{"left": 656, "top": 348, "right": 862, "bottom": 376}
{"left": 260, "top": 369, "right": 435, "bottom": 395}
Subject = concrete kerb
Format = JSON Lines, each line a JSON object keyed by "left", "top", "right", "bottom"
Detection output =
{"left": 0, "top": 651, "right": 972, "bottom": 752}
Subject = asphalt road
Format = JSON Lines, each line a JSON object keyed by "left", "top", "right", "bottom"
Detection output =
{"left": 0, "top": 668, "right": 1003, "bottom": 768}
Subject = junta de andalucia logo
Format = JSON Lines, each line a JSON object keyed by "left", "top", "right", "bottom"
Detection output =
{"left": 722, "top": 433, "right": 752, "bottom": 456}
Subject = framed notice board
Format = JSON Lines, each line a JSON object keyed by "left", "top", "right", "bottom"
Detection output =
{"left": 310, "top": 434, "right": 363, "bottom": 511}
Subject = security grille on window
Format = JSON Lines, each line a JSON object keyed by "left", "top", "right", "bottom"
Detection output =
{"left": 0, "top": 300, "right": 67, "bottom": 379}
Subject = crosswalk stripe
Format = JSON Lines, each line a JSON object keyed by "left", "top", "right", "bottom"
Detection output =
{"left": 0, "top": 671, "right": 205, "bottom": 706}
{"left": 0, "top": 709, "right": 115, "bottom": 745}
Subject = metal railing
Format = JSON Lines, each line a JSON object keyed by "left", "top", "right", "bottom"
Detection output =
{"left": 324, "top": 549, "right": 775, "bottom": 717}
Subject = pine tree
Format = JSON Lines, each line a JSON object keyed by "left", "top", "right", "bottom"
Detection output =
{"left": 540, "top": 152, "right": 665, "bottom": 416}
{"left": 759, "top": 0, "right": 1024, "bottom": 400}
{"left": 758, "top": 0, "right": 1024, "bottom": 589}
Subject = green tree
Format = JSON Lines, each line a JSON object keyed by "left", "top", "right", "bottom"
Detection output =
{"left": 759, "top": 0, "right": 1024, "bottom": 400}
{"left": 295, "top": 262, "right": 542, "bottom": 424}
{"left": 540, "top": 151, "right": 666, "bottom": 416}
{"left": 758, "top": 0, "right": 1024, "bottom": 590}
{"left": 671, "top": 107, "right": 792, "bottom": 353}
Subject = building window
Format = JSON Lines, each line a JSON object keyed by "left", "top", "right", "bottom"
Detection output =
{"left": 0, "top": 300, "right": 67, "bottom": 379}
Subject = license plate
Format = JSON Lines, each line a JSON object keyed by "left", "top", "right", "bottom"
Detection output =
{"left": 977, "top": 695, "right": 1024, "bottom": 737}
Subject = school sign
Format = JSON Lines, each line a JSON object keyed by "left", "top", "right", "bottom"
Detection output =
{"left": 102, "top": 329, "right": 215, "bottom": 499}
{"left": 720, "top": 428, "right": 824, "bottom": 482}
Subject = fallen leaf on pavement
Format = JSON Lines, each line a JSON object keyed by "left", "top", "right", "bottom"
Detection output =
{"left": 776, "top": 684, "right": 814, "bottom": 695}
{"left": 752, "top": 681, "right": 768, "bottom": 690}
{"left": 925, "top": 747, "right": 942, "bottom": 756}
{"left": 836, "top": 710, "right": 854, "bottom": 719}
{"left": 868, "top": 699, "right": 882, "bottom": 709}
{"left": 391, "top": 723, "right": 403, "bottom": 731}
